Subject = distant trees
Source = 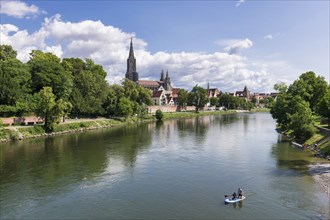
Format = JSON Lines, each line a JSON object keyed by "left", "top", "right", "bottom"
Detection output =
{"left": 209, "top": 97, "right": 219, "bottom": 107}
{"left": 104, "top": 79, "right": 152, "bottom": 118}
{"left": 270, "top": 71, "right": 328, "bottom": 141}
{"left": 177, "top": 89, "right": 189, "bottom": 109}
{"left": 187, "top": 86, "right": 208, "bottom": 112}
{"left": 218, "top": 94, "right": 254, "bottom": 110}
{"left": 259, "top": 96, "right": 274, "bottom": 108}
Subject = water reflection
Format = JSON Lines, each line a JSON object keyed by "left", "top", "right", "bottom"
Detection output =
{"left": 0, "top": 123, "right": 153, "bottom": 200}
{"left": 270, "top": 139, "right": 316, "bottom": 175}
{"left": 1, "top": 113, "right": 329, "bottom": 219}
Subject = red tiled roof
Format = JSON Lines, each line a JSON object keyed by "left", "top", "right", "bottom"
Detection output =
{"left": 138, "top": 80, "right": 160, "bottom": 86}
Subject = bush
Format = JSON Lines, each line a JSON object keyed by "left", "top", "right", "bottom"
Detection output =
{"left": 155, "top": 109, "right": 163, "bottom": 121}
{"left": 19, "top": 125, "right": 45, "bottom": 136}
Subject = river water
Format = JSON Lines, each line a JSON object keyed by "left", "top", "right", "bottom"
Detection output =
{"left": 0, "top": 113, "right": 329, "bottom": 219}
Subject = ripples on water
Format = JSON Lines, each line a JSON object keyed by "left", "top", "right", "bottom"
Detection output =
{"left": 0, "top": 113, "right": 329, "bottom": 219}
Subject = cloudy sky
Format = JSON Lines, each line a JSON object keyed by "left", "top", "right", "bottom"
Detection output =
{"left": 1, "top": 0, "right": 329, "bottom": 92}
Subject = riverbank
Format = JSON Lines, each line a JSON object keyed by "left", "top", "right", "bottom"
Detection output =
{"left": 0, "top": 110, "right": 238, "bottom": 143}
{"left": 308, "top": 163, "right": 330, "bottom": 197}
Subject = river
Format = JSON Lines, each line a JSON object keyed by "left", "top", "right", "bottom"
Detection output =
{"left": 0, "top": 112, "right": 329, "bottom": 219}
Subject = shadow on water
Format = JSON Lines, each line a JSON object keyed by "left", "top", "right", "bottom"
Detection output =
{"left": 224, "top": 201, "right": 244, "bottom": 209}
{"left": 270, "top": 135, "right": 318, "bottom": 175}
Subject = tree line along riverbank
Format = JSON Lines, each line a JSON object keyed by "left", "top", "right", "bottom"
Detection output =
{"left": 0, "top": 110, "right": 239, "bottom": 143}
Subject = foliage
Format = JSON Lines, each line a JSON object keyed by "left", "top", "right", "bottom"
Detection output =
{"left": 0, "top": 45, "right": 17, "bottom": 60}
{"left": 259, "top": 96, "right": 274, "bottom": 108}
{"left": 19, "top": 125, "right": 45, "bottom": 136}
{"left": 209, "top": 97, "right": 219, "bottom": 107}
{"left": 68, "top": 58, "right": 108, "bottom": 117}
{"left": 28, "top": 50, "right": 73, "bottom": 100}
{"left": 117, "top": 97, "right": 133, "bottom": 117}
{"left": 187, "top": 86, "right": 208, "bottom": 112}
{"left": 219, "top": 93, "right": 253, "bottom": 110}
{"left": 104, "top": 84, "right": 124, "bottom": 117}
{"left": 0, "top": 47, "right": 31, "bottom": 107}
{"left": 177, "top": 89, "right": 189, "bottom": 108}
{"left": 287, "top": 71, "right": 327, "bottom": 112}
{"left": 286, "top": 97, "right": 316, "bottom": 141}
{"left": 35, "top": 87, "right": 57, "bottom": 132}
{"left": 270, "top": 71, "right": 328, "bottom": 141}
{"left": 54, "top": 99, "right": 73, "bottom": 123}
{"left": 136, "top": 103, "right": 148, "bottom": 119}
{"left": 155, "top": 109, "right": 164, "bottom": 121}
{"left": 316, "top": 85, "right": 330, "bottom": 126}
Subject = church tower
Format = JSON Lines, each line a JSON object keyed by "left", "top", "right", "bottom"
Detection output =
{"left": 164, "top": 70, "right": 172, "bottom": 91}
{"left": 125, "top": 38, "right": 139, "bottom": 82}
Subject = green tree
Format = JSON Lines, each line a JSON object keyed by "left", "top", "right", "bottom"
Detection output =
{"left": 35, "top": 87, "right": 72, "bottom": 132}
{"left": 209, "top": 97, "right": 219, "bottom": 107}
{"left": 274, "top": 82, "right": 287, "bottom": 93}
{"left": 117, "top": 97, "right": 133, "bottom": 117}
{"left": 68, "top": 58, "right": 108, "bottom": 117}
{"left": 104, "top": 84, "right": 124, "bottom": 117}
{"left": 317, "top": 86, "right": 330, "bottom": 127}
{"left": 54, "top": 99, "right": 73, "bottom": 123}
{"left": 0, "top": 46, "right": 31, "bottom": 106}
{"left": 0, "top": 45, "right": 17, "bottom": 60}
{"left": 177, "top": 89, "right": 189, "bottom": 108}
{"left": 28, "top": 50, "right": 73, "bottom": 100}
{"left": 219, "top": 94, "right": 232, "bottom": 109}
{"left": 287, "top": 96, "right": 315, "bottom": 141}
{"left": 155, "top": 109, "right": 164, "bottom": 121}
{"left": 260, "top": 96, "right": 275, "bottom": 108}
{"left": 270, "top": 85, "right": 290, "bottom": 130}
{"left": 136, "top": 85, "right": 153, "bottom": 106}
{"left": 188, "top": 86, "right": 208, "bottom": 112}
{"left": 287, "top": 71, "right": 327, "bottom": 111}
{"left": 35, "top": 87, "right": 57, "bottom": 133}
{"left": 121, "top": 78, "right": 153, "bottom": 113}
{"left": 136, "top": 103, "right": 148, "bottom": 119}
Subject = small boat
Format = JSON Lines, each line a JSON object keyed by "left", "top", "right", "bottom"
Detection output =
{"left": 224, "top": 196, "right": 245, "bottom": 203}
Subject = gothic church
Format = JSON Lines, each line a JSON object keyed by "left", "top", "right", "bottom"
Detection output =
{"left": 125, "top": 39, "right": 177, "bottom": 105}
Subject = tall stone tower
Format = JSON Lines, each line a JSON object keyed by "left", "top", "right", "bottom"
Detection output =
{"left": 125, "top": 38, "right": 139, "bottom": 82}
{"left": 164, "top": 70, "right": 172, "bottom": 91}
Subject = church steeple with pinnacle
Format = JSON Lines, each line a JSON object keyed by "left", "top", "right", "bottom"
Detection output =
{"left": 125, "top": 38, "right": 139, "bottom": 82}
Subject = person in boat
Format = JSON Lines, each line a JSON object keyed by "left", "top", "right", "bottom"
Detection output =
{"left": 231, "top": 192, "right": 237, "bottom": 200}
{"left": 237, "top": 188, "right": 243, "bottom": 198}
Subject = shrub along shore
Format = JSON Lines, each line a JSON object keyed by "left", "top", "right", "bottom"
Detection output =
{"left": 0, "top": 110, "right": 238, "bottom": 143}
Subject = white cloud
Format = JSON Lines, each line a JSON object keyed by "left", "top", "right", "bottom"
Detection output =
{"left": 235, "top": 0, "right": 245, "bottom": 7}
{"left": 0, "top": 15, "right": 287, "bottom": 93}
{"left": 0, "top": 1, "right": 46, "bottom": 18}
{"left": 264, "top": 34, "right": 273, "bottom": 40}
{"left": 220, "top": 38, "right": 253, "bottom": 54}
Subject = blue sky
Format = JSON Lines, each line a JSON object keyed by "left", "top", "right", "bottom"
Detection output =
{"left": 1, "top": 0, "right": 329, "bottom": 92}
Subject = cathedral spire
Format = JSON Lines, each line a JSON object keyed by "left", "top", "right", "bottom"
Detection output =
{"left": 160, "top": 70, "right": 164, "bottom": 81}
{"left": 128, "top": 37, "right": 135, "bottom": 59}
{"left": 125, "top": 38, "right": 138, "bottom": 82}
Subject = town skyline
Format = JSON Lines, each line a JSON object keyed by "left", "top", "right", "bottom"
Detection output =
{"left": 1, "top": 0, "right": 329, "bottom": 93}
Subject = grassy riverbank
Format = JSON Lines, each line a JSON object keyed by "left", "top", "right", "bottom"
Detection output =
{"left": 0, "top": 110, "right": 238, "bottom": 142}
